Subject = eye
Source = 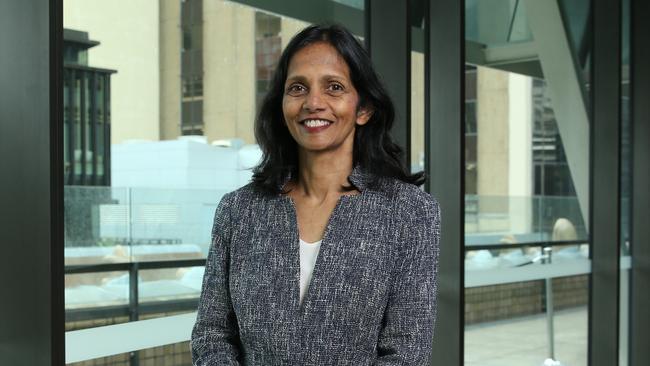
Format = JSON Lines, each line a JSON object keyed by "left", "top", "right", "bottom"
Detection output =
{"left": 328, "top": 83, "right": 344, "bottom": 92}
{"left": 287, "top": 84, "right": 307, "bottom": 96}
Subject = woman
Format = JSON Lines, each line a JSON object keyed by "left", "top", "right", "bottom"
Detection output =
{"left": 191, "top": 23, "right": 441, "bottom": 365}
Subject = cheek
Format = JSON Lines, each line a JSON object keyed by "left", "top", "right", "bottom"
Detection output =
{"left": 337, "top": 98, "right": 359, "bottom": 118}
{"left": 282, "top": 98, "right": 300, "bottom": 122}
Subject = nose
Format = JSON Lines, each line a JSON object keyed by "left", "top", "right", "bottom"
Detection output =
{"left": 302, "top": 89, "right": 326, "bottom": 112}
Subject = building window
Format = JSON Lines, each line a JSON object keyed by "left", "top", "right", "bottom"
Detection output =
{"left": 181, "top": 0, "right": 204, "bottom": 130}
{"left": 255, "top": 12, "right": 281, "bottom": 113}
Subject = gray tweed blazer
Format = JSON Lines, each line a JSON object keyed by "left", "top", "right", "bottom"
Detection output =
{"left": 191, "top": 164, "right": 441, "bottom": 365}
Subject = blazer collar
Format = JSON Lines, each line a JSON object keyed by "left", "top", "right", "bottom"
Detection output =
{"left": 277, "top": 163, "right": 373, "bottom": 193}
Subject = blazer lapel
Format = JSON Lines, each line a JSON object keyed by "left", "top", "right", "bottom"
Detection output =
{"left": 272, "top": 164, "right": 377, "bottom": 319}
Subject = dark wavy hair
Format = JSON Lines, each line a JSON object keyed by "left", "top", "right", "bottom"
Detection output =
{"left": 251, "top": 23, "right": 425, "bottom": 195}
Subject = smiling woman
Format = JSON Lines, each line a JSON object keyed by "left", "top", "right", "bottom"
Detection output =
{"left": 190, "top": 23, "right": 441, "bottom": 365}
{"left": 282, "top": 41, "right": 372, "bottom": 157}
{"left": 251, "top": 24, "right": 425, "bottom": 195}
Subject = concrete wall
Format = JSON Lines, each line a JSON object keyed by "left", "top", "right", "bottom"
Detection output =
{"left": 508, "top": 72, "right": 533, "bottom": 234}
{"left": 203, "top": 0, "right": 256, "bottom": 145}
{"left": 64, "top": 0, "right": 160, "bottom": 144}
{"left": 411, "top": 51, "right": 425, "bottom": 171}
{"left": 159, "top": 0, "right": 182, "bottom": 141}
{"left": 476, "top": 66, "right": 533, "bottom": 234}
{"left": 477, "top": 66, "right": 510, "bottom": 205}
{"left": 281, "top": 16, "right": 310, "bottom": 49}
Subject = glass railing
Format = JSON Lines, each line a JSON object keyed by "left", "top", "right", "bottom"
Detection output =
{"left": 64, "top": 185, "right": 228, "bottom": 312}
{"left": 465, "top": 194, "right": 588, "bottom": 275}
{"left": 64, "top": 186, "right": 229, "bottom": 260}
{"left": 65, "top": 188, "right": 589, "bottom": 309}
{"left": 465, "top": 194, "right": 587, "bottom": 244}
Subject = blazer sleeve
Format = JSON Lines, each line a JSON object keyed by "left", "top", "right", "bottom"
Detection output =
{"left": 374, "top": 194, "right": 441, "bottom": 365}
{"left": 191, "top": 191, "right": 243, "bottom": 365}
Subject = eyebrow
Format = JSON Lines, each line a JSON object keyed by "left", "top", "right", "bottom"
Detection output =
{"left": 285, "top": 74, "right": 347, "bottom": 84}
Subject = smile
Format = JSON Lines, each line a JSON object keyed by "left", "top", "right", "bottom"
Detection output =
{"left": 300, "top": 119, "right": 333, "bottom": 127}
{"left": 299, "top": 119, "right": 333, "bottom": 133}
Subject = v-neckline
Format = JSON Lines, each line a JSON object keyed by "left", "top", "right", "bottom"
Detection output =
{"left": 281, "top": 192, "right": 361, "bottom": 317}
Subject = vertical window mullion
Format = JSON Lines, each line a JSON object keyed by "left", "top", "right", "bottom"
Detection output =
{"left": 425, "top": 0, "right": 464, "bottom": 364}
{"left": 589, "top": 0, "right": 621, "bottom": 365}
{"left": 630, "top": 0, "right": 650, "bottom": 364}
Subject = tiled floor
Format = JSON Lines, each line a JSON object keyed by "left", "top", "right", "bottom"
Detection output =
{"left": 464, "top": 307, "right": 588, "bottom": 366}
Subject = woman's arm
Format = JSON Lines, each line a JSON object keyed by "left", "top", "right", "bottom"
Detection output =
{"left": 191, "top": 192, "right": 243, "bottom": 365}
{"left": 374, "top": 194, "right": 441, "bottom": 365}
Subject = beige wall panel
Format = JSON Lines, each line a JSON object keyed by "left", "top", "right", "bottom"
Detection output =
{"left": 411, "top": 51, "right": 425, "bottom": 171}
{"left": 508, "top": 73, "right": 533, "bottom": 234}
{"left": 281, "top": 17, "right": 310, "bottom": 49}
{"left": 64, "top": 0, "right": 160, "bottom": 144}
{"left": 508, "top": 73, "right": 532, "bottom": 197}
{"left": 159, "top": 0, "right": 182, "bottom": 141}
{"left": 477, "top": 66, "right": 509, "bottom": 213}
{"left": 203, "top": 0, "right": 255, "bottom": 145}
{"left": 233, "top": 6, "right": 256, "bottom": 145}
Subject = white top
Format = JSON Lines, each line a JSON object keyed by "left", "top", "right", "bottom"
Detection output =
{"left": 299, "top": 238, "right": 322, "bottom": 305}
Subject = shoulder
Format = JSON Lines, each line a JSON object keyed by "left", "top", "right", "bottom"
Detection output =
{"left": 219, "top": 182, "right": 255, "bottom": 203}
{"left": 375, "top": 178, "right": 441, "bottom": 259}
{"left": 215, "top": 181, "right": 275, "bottom": 213}
{"left": 373, "top": 176, "right": 440, "bottom": 220}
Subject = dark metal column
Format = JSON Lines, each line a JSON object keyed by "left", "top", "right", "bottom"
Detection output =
{"left": 80, "top": 71, "right": 87, "bottom": 184}
{"left": 129, "top": 263, "right": 140, "bottom": 366}
{"left": 589, "top": 0, "right": 621, "bottom": 365}
{"left": 365, "top": 0, "right": 410, "bottom": 169}
{"left": 630, "top": 0, "right": 650, "bottom": 365}
{"left": 50, "top": 1, "right": 64, "bottom": 364}
{"left": 91, "top": 72, "right": 98, "bottom": 185}
{"left": 105, "top": 74, "right": 112, "bottom": 186}
{"left": 424, "top": 0, "right": 464, "bottom": 364}
{"left": 67, "top": 69, "right": 76, "bottom": 184}
{"left": 0, "top": 0, "right": 64, "bottom": 364}
{"left": 67, "top": 70, "right": 75, "bottom": 184}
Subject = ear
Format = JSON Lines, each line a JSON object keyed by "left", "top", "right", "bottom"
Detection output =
{"left": 356, "top": 106, "right": 373, "bottom": 126}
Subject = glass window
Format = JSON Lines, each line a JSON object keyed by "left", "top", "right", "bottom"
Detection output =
{"left": 255, "top": 11, "right": 282, "bottom": 112}
{"left": 464, "top": 0, "right": 591, "bottom": 364}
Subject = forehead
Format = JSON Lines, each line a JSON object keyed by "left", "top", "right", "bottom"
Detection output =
{"left": 286, "top": 42, "right": 351, "bottom": 79}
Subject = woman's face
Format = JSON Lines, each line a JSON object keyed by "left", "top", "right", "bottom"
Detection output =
{"left": 282, "top": 42, "right": 372, "bottom": 154}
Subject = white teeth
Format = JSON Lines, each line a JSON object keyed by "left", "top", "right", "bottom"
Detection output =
{"left": 303, "top": 119, "right": 331, "bottom": 127}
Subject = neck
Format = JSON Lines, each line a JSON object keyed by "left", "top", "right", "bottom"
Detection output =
{"left": 294, "top": 148, "right": 354, "bottom": 202}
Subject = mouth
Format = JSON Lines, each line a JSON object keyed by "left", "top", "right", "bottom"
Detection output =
{"left": 299, "top": 118, "right": 334, "bottom": 133}
{"left": 299, "top": 118, "right": 334, "bottom": 126}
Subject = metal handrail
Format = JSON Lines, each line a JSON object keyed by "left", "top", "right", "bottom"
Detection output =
{"left": 464, "top": 239, "right": 587, "bottom": 252}
{"left": 65, "top": 258, "right": 206, "bottom": 320}
{"left": 65, "top": 258, "right": 206, "bottom": 274}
